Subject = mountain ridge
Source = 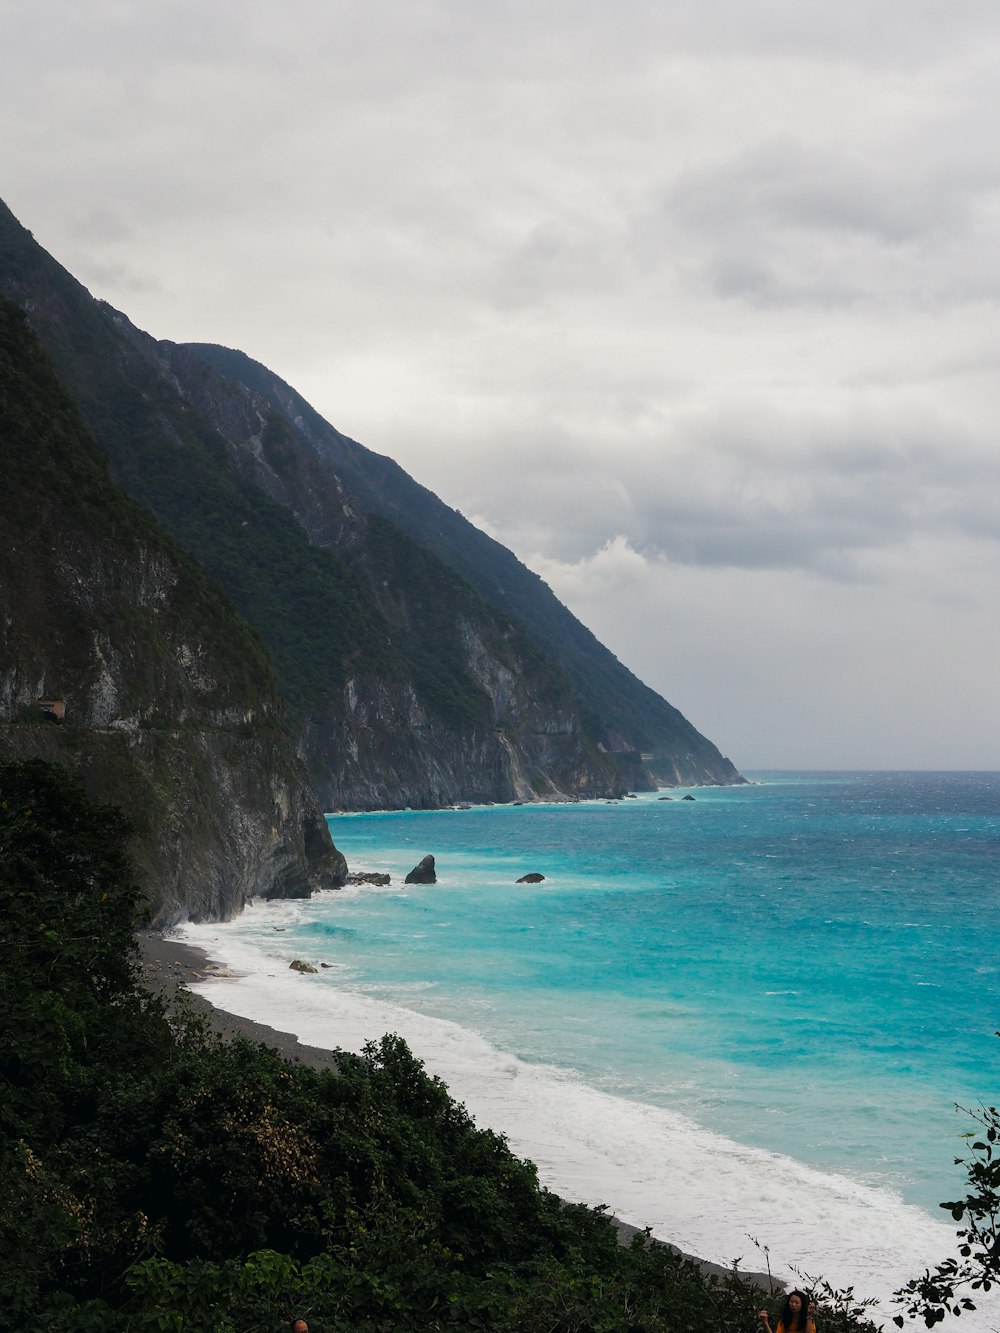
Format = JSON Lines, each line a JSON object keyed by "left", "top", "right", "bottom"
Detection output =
{"left": 187, "top": 340, "right": 738, "bottom": 784}
{"left": 0, "top": 193, "right": 743, "bottom": 920}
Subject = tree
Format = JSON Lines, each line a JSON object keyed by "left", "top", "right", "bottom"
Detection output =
{"left": 894, "top": 1081, "right": 1000, "bottom": 1326}
{"left": 0, "top": 758, "right": 147, "bottom": 1103}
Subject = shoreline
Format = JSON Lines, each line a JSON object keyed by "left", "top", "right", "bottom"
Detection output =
{"left": 137, "top": 931, "right": 344, "bottom": 1074}
{"left": 136, "top": 929, "right": 773, "bottom": 1287}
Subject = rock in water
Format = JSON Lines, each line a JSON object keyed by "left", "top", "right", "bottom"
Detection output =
{"left": 516, "top": 872, "right": 546, "bottom": 884}
{"left": 405, "top": 855, "right": 437, "bottom": 884}
{"left": 289, "top": 959, "right": 318, "bottom": 974}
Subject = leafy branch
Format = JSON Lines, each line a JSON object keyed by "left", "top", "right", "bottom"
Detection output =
{"left": 893, "top": 1088, "right": 1000, "bottom": 1326}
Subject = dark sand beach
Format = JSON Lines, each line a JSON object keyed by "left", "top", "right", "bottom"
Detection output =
{"left": 136, "top": 930, "right": 772, "bottom": 1286}
{"left": 138, "top": 930, "right": 344, "bottom": 1074}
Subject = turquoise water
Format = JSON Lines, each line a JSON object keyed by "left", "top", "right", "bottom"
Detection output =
{"left": 182, "top": 772, "right": 1000, "bottom": 1309}
{"left": 317, "top": 772, "right": 1000, "bottom": 1208}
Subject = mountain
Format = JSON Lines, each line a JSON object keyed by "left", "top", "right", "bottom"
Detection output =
{"left": 0, "top": 197, "right": 742, "bottom": 823}
{"left": 181, "top": 342, "right": 742, "bottom": 788}
{"left": 0, "top": 293, "right": 345, "bottom": 924}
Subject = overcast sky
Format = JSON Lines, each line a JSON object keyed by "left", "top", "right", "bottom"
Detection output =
{"left": 5, "top": 0, "right": 1000, "bottom": 769}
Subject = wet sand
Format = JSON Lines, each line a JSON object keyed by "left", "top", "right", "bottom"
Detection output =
{"left": 137, "top": 930, "right": 344, "bottom": 1074}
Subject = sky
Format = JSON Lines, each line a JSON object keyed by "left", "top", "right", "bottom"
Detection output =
{"left": 4, "top": 0, "right": 1000, "bottom": 770}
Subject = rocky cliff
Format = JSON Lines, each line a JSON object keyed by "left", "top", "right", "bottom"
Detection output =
{"left": 186, "top": 342, "right": 744, "bottom": 788}
{"left": 0, "top": 195, "right": 742, "bottom": 831}
{"left": 156, "top": 336, "right": 743, "bottom": 796}
{"left": 0, "top": 295, "right": 345, "bottom": 924}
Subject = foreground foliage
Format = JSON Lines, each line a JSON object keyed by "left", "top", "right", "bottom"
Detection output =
{"left": 893, "top": 1096, "right": 1000, "bottom": 1326}
{"left": 0, "top": 759, "right": 941, "bottom": 1331}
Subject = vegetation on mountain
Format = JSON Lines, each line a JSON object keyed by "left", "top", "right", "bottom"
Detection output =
{"left": 1, "top": 758, "right": 882, "bottom": 1333}
{"left": 0, "top": 197, "right": 743, "bottom": 803}
{"left": 190, "top": 340, "right": 742, "bottom": 782}
{"left": 0, "top": 296, "right": 278, "bottom": 718}
{"left": 0, "top": 294, "right": 342, "bottom": 922}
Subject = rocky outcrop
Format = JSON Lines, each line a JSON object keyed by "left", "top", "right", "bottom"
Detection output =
{"left": 404, "top": 855, "right": 437, "bottom": 885}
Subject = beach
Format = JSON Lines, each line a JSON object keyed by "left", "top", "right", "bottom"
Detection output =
{"left": 136, "top": 928, "right": 771, "bottom": 1285}
{"left": 137, "top": 930, "right": 344, "bottom": 1075}
{"left": 149, "top": 780, "right": 1000, "bottom": 1329}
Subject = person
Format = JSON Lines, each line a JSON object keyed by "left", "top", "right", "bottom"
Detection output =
{"left": 289, "top": 1320, "right": 309, "bottom": 1333}
{"left": 759, "top": 1289, "right": 816, "bottom": 1333}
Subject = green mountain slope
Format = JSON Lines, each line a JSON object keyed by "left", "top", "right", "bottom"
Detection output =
{"left": 0, "top": 195, "right": 742, "bottom": 807}
{"left": 0, "top": 293, "right": 343, "bottom": 922}
{"left": 189, "top": 342, "right": 742, "bottom": 784}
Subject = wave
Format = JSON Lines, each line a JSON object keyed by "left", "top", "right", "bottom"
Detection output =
{"left": 174, "top": 916, "right": 985, "bottom": 1323}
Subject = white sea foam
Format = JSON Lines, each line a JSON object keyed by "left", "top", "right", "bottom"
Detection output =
{"left": 173, "top": 914, "right": 999, "bottom": 1330}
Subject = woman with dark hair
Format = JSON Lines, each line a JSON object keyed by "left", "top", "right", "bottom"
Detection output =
{"left": 759, "top": 1289, "right": 817, "bottom": 1333}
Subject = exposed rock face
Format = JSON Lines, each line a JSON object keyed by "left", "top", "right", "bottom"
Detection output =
{"left": 0, "top": 194, "right": 745, "bottom": 886}
{"left": 404, "top": 855, "right": 437, "bottom": 885}
{"left": 182, "top": 345, "right": 745, "bottom": 791}
{"left": 303, "top": 671, "right": 628, "bottom": 812}
{"left": 0, "top": 296, "right": 346, "bottom": 926}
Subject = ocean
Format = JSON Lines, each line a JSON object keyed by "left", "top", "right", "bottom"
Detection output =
{"left": 179, "top": 772, "right": 1000, "bottom": 1325}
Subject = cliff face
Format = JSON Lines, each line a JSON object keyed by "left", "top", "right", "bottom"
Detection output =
{"left": 77, "top": 318, "right": 646, "bottom": 805}
{"left": 0, "top": 296, "right": 345, "bottom": 925}
{"left": 302, "top": 652, "right": 620, "bottom": 813}
{"left": 149, "top": 336, "right": 742, "bottom": 795}
{"left": 183, "top": 342, "right": 745, "bottom": 789}
{"left": 0, "top": 195, "right": 742, "bottom": 835}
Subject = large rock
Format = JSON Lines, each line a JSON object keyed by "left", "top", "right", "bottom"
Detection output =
{"left": 516, "top": 872, "right": 546, "bottom": 884}
{"left": 404, "top": 855, "right": 437, "bottom": 884}
{"left": 289, "top": 959, "right": 318, "bottom": 974}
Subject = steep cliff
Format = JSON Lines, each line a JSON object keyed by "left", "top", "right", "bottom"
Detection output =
{"left": 186, "top": 343, "right": 743, "bottom": 787}
{"left": 153, "top": 336, "right": 743, "bottom": 794}
{"left": 0, "top": 295, "right": 345, "bottom": 924}
{"left": 0, "top": 196, "right": 743, "bottom": 812}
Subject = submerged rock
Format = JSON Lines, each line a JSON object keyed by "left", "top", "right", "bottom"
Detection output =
{"left": 682, "top": 794, "right": 696, "bottom": 801}
{"left": 404, "top": 854, "right": 437, "bottom": 884}
{"left": 346, "top": 872, "right": 391, "bottom": 886}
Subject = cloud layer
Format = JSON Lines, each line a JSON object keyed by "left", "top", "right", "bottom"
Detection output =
{"left": 4, "top": 0, "right": 1000, "bottom": 766}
